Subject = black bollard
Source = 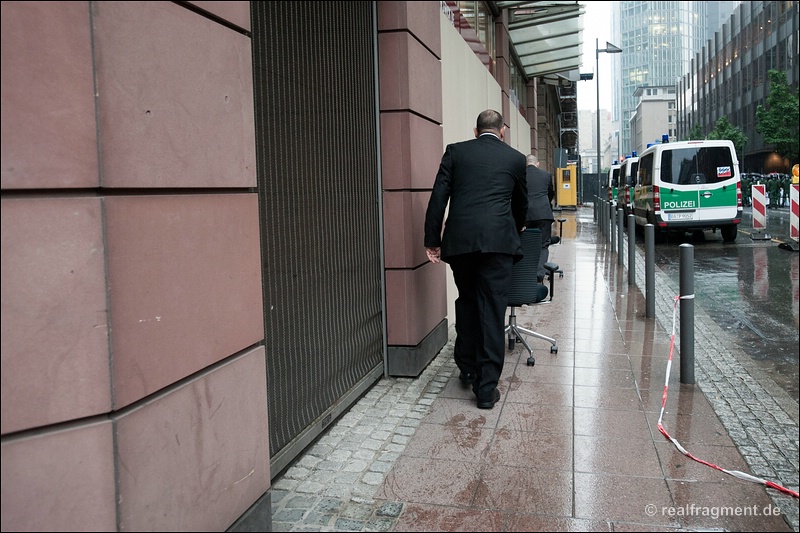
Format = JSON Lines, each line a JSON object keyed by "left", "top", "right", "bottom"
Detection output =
{"left": 617, "top": 209, "right": 624, "bottom": 265}
{"left": 610, "top": 204, "right": 616, "bottom": 250}
{"left": 645, "top": 224, "right": 655, "bottom": 318}
{"left": 628, "top": 214, "right": 635, "bottom": 285}
{"left": 601, "top": 200, "right": 606, "bottom": 238}
{"left": 679, "top": 243, "right": 695, "bottom": 384}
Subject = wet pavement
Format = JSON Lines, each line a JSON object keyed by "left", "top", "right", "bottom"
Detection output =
{"left": 646, "top": 206, "right": 800, "bottom": 404}
{"left": 269, "top": 206, "right": 800, "bottom": 532}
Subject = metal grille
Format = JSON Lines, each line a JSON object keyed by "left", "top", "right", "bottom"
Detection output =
{"left": 251, "top": 1, "right": 383, "bottom": 467}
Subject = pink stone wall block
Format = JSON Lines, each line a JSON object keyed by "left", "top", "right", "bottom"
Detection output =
{"left": 378, "top": 32, "right": 443, "bottom": 122}
{"left": 380, "top": 113, "right": 443, "bottom": 191}
{"left": 383, "top": 191, "right": 431, "bottom": 269}
{"left": 1, "top": 197, "right": 111, "bottom": 434}
{"left": 105, "top": 194, "right": 264, "bottom": 408}
{"left": 385, "top": 263, "right": 448, "bottom": 345}
{"left": 0, "top": 1, "right": 98, "bottom": 189}
{"left": 92, "top": 1, "right": 255, "bottom": 188}
{"left": 188, "top": 1, "right": 251, "bottom": 32}
{"left": 116, "top": 347, "right": 269, "bottom": 531}
{"left": 1, "top": 420, "right": 116, "bottom": 532}
{"left": 377, "top": 1, "right": 442, "bottom": 58}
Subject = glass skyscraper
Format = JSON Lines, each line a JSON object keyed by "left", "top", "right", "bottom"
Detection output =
{"left": 614, "top": 1, "right": 736, "bottom": 156}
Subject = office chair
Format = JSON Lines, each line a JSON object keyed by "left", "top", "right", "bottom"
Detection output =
{"left": 555, "top": 218, "right": 567, "bottom": 244}
{"left": 505, "top": 228, "right": 559, "bottom": 367}
{"left": 543, "top": 218, "right": 566, "bottom": 298}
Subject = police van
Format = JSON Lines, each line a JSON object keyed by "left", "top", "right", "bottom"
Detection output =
{"left": 618, "top": 152, "right": 639, "bottom": 225}
{"left": 605, "top": 160, "right": 621, "bottom": 213}
{"left": 632, "top": 139, "right": 742, "bottom": 242}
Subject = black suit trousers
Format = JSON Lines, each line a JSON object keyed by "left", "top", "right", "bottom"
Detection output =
{"left": 448, "top": 252, "right": 514, "bottom": 401}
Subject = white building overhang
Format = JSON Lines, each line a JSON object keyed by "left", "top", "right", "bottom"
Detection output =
{"left": 495, "top": 1, "right": 586, "bottom": 81}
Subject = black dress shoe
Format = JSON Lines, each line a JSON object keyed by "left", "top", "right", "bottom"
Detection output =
{"left": 476, "top": 388, "right": 501, "bottom": 409}
{"left": 459, "top": 372, "right": 476, "bottom": 386}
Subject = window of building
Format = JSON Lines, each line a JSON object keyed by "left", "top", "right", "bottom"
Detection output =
{"left": 447, "top": 2, "right": 495, "bottom": 74}
{"left": 476, "top": 1, "right": 494, "bottom": 69}
{"left": 509, "top": 57, "right": 527, "bottom": 111}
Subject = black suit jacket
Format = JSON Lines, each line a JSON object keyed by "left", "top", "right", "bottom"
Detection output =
{"left": 424, "top": 134, "right": 528, "bottom": 262}
{"left": 525, "top": 165, "right": 555, "bottom": 223}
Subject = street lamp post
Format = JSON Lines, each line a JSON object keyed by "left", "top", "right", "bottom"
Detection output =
{"left": 596, "top": 39, "right": 622, "bottom": 201}
{"left": 578, "top": 72, "right": 593, "bottom": 205}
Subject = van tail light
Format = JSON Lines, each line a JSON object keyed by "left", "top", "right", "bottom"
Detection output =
{"left": 736, "top": 181, "right": 742, "bottom": 208}
{"left": 653, "top": 185, "right": 660, "bottom": 211}
{"left": 653, "top": 185, "right": 667, "bottom": 226}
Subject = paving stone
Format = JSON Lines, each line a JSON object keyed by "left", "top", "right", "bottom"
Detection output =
{"left": 269, "top": 220, "right": 799, "bottom": 533}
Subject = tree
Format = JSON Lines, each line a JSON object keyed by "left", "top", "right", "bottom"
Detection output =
{"left": 707, "top": 116, "right": 748, "bottom": 163}
{"left": 755, "top": 69, "right": 800, "bottom": 163}
{"left": 687, "top": 123, "right": 705, "bottom": 140}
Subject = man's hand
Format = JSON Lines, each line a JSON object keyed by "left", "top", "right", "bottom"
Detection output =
{"left": 426, "top": 247, "right": 441, "bottom": 264}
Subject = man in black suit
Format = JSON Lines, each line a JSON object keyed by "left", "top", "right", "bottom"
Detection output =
{"left": 524, "top": 154, "right": 555, "bottom": 282}
{"left": 424, "top": 109, "right": 528, "bottom": 410}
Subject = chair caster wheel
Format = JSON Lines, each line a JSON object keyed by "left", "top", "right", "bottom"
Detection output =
{"left": 527, "top": 357, "right": 535, "bottom": 366}
{"left": 551, "top": 346, "right": 558, "bottom": 354}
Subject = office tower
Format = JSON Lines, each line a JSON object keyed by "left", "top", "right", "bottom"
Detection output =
{"left": 616, "top": 1, "right": 736, "bottom": 155}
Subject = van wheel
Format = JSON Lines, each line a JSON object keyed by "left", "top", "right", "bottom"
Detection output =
{"left": 721, "top": 224, "right": 738, "bottom": 242}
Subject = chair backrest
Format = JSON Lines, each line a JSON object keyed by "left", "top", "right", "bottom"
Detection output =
{"left": 508, "top": 228, "right": 542, "bottom": 307}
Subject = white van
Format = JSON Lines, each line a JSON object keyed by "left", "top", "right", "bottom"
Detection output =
{"left": 632, "top": 139, "right": 742, "bottom": 242}
{"left": 605, "top": 160, "right": 621, "bottom": 214}
{"left": 619, "top": 153, "right": 639, "bottom": 225}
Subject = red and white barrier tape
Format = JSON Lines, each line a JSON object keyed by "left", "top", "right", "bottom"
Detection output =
{"left": 657, "top": 294, "right": 799, "bottom": 499}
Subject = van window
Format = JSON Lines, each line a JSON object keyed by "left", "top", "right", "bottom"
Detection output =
{"left": 639, "top": 154, "right": 653, "bottom": 186}
{"left": 610, "top": 168, "right": 620, "bottom": 187}
{"left": 661, "top": 146, "right": 735, "bottom": 185}
{"left": 626, "top": 162, "right": 639, "bottom": 186}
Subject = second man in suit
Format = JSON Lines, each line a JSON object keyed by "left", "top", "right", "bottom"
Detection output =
{"left": 424, "top": 109, "right": 528, "bottom": 410}
{"left": 524, "top": 154, "right": 556, "bottom": 282}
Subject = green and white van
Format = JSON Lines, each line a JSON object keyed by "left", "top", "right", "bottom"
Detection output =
{"left": 605, "top": 160, "right": 621, "bottom": 213}
{"left": 619, "top": 153, "right": 639, "bottom": 225}
{"left": 632, "top": 139, "right": 742, "bottom": 242}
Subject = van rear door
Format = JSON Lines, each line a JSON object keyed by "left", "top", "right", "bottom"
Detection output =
{"left": 659, "top": 144, "right": 739, "bottom": 223}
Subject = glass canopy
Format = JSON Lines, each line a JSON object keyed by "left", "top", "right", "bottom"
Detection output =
{"left": 496, "top": 1, "right": 586, "bottom": 81}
